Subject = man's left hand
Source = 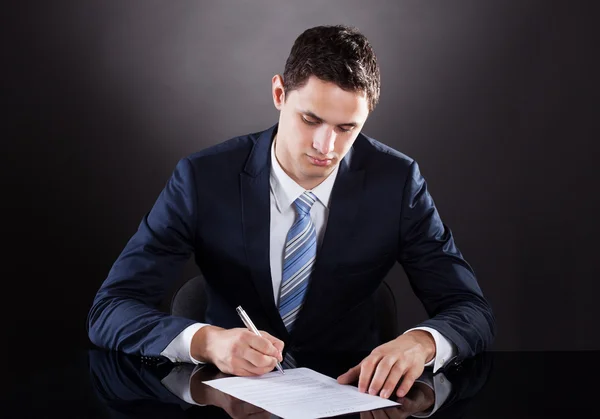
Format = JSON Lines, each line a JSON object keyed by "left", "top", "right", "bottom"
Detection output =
{"left": 337, "top": 330, "right": 436, "bottom": 399}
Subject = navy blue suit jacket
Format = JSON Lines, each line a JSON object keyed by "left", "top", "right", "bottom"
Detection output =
{"left": 88, "top": 124, "right": 495, "bottom": 361}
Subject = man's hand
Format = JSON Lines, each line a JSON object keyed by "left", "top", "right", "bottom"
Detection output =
{"left": 337, "top": 330, "right": 436, "bottom": 399}
{"left": 190, "top": 326, "right": 284, "bottom": 376}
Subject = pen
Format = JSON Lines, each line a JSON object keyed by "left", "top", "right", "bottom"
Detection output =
{"left": 236, "top": 305, "right": 285, "bottom": 375}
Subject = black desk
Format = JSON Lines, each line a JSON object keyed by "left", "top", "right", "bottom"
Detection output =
{"left": 2, "top": 350, "right": 598, "bottom": 418}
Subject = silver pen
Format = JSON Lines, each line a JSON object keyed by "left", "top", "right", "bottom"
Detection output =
{"left": 236, "top": 305, "right": 285, "bottom": 375}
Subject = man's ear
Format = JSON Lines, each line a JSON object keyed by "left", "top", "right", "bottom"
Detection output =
{"left": 272, "top": 74, "right": 285, "bottom": 110}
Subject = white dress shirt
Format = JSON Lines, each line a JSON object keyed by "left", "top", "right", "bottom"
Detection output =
{"left": 161, "top": 139, "right": 456, "bottom": 372}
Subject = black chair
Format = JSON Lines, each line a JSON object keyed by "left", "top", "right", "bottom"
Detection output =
{"left": 170, "top": 275, "right": 399, "bottom": 342}
{"left": 170, "top": 274, "right": 209, "bottom": 324}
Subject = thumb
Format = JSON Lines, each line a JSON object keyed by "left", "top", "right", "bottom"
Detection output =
{"left": 337, "top": 364, "right": 361, "bottom": 384}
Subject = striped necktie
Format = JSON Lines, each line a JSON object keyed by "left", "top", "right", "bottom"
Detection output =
{"left": 278, "top": 191, "right": 317, "bottom": 332}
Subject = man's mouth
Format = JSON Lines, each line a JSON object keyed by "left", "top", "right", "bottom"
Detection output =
{"left": 307, "top": 155, "right": 333, "bottom": 166}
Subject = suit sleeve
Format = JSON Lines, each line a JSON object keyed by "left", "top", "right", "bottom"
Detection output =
{"left": 87, "top": 157, "right": 200, "bottom": 357}
{"left": 397, "top": 161, "right": 496, "bottom": 361}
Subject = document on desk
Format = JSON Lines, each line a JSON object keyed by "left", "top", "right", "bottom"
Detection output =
{"left": 203, "top": 367, "right": 399, "bottom": 419}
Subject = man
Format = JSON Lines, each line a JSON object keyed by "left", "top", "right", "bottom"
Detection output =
{"left": 88, "top": 25, "right": 495, "bottom": 400}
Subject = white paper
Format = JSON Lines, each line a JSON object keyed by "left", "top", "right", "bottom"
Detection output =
{"left": 203, "top": 367, "right": 399, "bottom": 419}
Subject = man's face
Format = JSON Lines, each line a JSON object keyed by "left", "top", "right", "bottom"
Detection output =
{"left": 272, "top": 75, "right": 370, "bottom": 190}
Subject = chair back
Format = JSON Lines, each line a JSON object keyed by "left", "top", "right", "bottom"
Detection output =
{"left": 170, "top": 275, "right": 207, "bottom": 322}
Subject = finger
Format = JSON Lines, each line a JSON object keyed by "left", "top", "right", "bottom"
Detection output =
{"left": 234, "top": 365, "right": 259, "bottom": 377}
{"left": 243, "top": 346, "right": 278, "bottom": 370}
{"left": 379, "top": 363, "right": 406, "bottom": 399}
{"left": 367, "top": 357, "right": 395, "bottom": 396}
{"left": 358, "top": 356, "right": 381, "bottom": 393}
{"left": 258, "top": 330, "right": 284, "bottom": 360}
{"left": 395, "top": 368, "right": 422, "bottom": 398}
{"left": 246, "top": 332, "right": 281, "bottom": 360}
{"left": 236, "top": 359, "right": 274, "bottom": 376}
{"left": 337, "top": 364, "right": 361, "bottom": 384}
{"left": 230, "top": 353, "right": 274, "bottom": 376}
{"left": 229, "top": 334, "right": 274, "bottom": 369}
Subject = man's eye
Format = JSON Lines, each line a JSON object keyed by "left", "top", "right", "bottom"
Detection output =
{"left": 302, "top": 116, "right": 319, "bottom": 125}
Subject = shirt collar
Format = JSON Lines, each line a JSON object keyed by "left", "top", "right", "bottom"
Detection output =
{"left": 270, "top": 137, "right": 339, "bottom": 213}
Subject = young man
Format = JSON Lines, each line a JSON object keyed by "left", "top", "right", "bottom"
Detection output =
{"left": 88, "top": 25, "right": 495, "bottom": 400}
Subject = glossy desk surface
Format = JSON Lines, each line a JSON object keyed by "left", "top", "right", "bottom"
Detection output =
{"left": 3, "top": 350, "right": 598, "bottom": 418}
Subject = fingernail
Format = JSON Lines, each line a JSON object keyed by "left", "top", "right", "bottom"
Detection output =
{"left": 368, "top": 388, "right": 376, "bottom": 395}
{"left": 397, "top": 390, "right": 405, "bottom": 397}
{"left": 380, "top": 390, "right": 388, "bottom": 398}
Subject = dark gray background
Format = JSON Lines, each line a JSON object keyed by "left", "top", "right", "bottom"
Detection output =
{"left": 2, "top": 1, "right": 599, "bottom": 361}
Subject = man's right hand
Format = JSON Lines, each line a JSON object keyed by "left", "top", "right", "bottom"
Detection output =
{"left": 190, "top": 325, "right": 284, "bottom": 376}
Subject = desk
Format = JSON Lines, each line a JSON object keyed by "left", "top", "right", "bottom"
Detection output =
{"left": 2, "top": 350, "right": 598, "bottom": 418}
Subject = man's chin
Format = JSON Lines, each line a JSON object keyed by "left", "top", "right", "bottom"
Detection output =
{"left": 301, "top": 165, "right": 336, "bottom": 181}
{"left": 306, "top": 158, "right": 332, "bottom": 169}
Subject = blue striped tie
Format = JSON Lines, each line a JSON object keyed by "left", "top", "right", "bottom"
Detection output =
{"left": 278, "top": 191, "right": 317, "bottom": 332}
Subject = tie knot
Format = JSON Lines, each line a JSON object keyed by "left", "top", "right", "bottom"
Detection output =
{"left": 293, "top": 191, "right": 317, "bottom": 216}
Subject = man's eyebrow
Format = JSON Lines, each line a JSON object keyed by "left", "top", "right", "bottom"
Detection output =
{"left": 302, "top": 110, "right": 358, "bottom": 127}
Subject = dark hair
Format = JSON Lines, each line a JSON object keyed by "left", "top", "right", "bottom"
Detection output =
{"left": 283, "top": 25, "right": 381, "bottom": 111}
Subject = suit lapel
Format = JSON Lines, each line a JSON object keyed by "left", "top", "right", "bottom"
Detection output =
{"left": 240, "top": 125, "right": 290, "bottom": 340}
{"left": 291, "top": 146, "right": 365, "bottom": 341}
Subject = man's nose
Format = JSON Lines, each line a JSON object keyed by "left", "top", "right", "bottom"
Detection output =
{"left": 313, "top": 129, "right": 335, "bottom": 155}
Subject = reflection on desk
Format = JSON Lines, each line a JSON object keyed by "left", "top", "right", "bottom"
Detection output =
{"left": 88, "top": 350, "right": 493, "bottom": 419}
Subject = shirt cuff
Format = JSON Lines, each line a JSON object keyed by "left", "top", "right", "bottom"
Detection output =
{"left": 160, "top": 323, "right": 209, "bottom": 364}
{"left": 404, "top": 326, "right": 457, "bottom": 373}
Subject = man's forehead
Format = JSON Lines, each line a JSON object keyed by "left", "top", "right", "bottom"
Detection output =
{"left": 290, "top": 80, "right": 369, "bottom": 123}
